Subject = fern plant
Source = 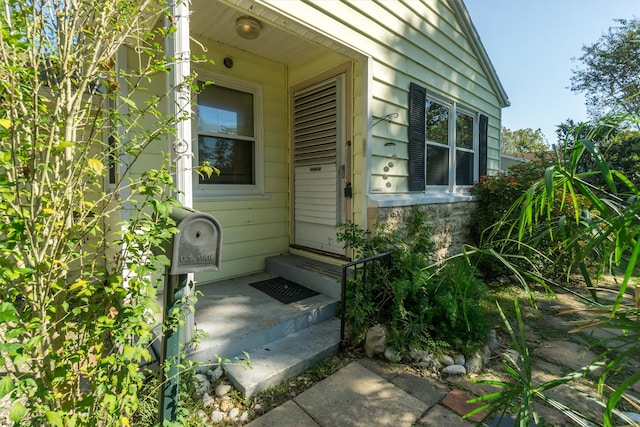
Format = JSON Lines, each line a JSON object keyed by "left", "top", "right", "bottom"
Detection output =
{"left": 338, "top": 207, "right": 489, "bottom": 354}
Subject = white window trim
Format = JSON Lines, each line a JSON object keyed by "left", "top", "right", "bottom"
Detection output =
{"left": 452, "top": 105, "right": 478, "bottom": 193}
{"left": 424, "top": 93, "right": 478, "bottom": 195}
{"left": 193, "top": 70, "right": 264, "bottom": 199}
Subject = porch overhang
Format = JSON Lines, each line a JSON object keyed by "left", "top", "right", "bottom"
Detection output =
{"left": 190, "top": 0, "right": 368, "bottom": 66}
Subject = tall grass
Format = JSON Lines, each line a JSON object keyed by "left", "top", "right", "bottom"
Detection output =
{"left": 475, "top": 115, "right": 640, "bottom": 425}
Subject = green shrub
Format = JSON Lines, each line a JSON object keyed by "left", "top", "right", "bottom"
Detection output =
{"left": 473, "top": 122, "right": 640, "bottom": 424}
{"left": 338, "top": 207, "right": 489, "bottom": 354}
{"left": 470, "top": 159, "right": 550, "bottom": 242}
{"left": 469, "top": 157, "right": 589, "bottom": 281}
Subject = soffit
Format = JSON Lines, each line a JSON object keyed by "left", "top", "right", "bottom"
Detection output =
{"left": 190, "top": 0, "right": 330, "bottom": 65}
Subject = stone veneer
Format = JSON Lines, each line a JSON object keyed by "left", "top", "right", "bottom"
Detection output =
{"left": 369, "top": 201, "right": 478, "bottom": 261}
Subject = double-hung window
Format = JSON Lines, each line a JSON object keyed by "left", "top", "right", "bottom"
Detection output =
{"left": 454, "top": 110, "right": 475, "bottom": 186}
{"left": 195, "top": 75, "right": 262, "bottom": 197}
{"left": 409, "top": 82, "right": 487, "bottom": 192}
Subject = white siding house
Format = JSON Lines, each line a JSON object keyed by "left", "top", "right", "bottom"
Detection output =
{"left": 133, "top": 0, "right": 509, "bottom": 283}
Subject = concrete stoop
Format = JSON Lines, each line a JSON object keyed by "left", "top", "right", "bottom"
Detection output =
{"left": 225, "top": 318, "right": 341, "bottom": 398}
{"left": 189, "top": 291, "right": 338, "bottom": 364}
{"left": 191, "top": 254, "right": 344, "bottom": 398}
{"left": 266, "top": 254, "right": 343, "bottom": 300}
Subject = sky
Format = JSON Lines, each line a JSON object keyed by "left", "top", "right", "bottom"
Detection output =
{"left": 464, "top": 0, "right": 640, "bottom": 145}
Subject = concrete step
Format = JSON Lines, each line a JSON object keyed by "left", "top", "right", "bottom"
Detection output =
{"left": 189, "top": 287, "right": 338, "bottom": 364}
{"left": 266, "top": 254, "right": 343, "bottom": 300}
{"left": 224, "top": 317, "right": 341, "bottom": 398}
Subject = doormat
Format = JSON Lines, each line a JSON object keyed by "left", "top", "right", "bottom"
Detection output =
{"left": 249, "top": 277, "right": 319, "bottom": 304}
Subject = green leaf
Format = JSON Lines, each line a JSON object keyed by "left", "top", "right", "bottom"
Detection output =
{"left": 9, "top": 401, "right": 26, "bottom": 422}
{"left": 119, "top": 96, "right": 137, "bottom": 109}
{"left": 0, "top": 375, "right": 14, "bottom": 399}
{"left": 156, "top": 254, "right": 170, "bottom": 266}
{"left": 0, "top": 302, "right": 18, "bottom": 322}
{"left": 4, "top": 328, "right": 24, "bottom": 340}
{"left": 12, "top": 354, "right": 28, "bottom": 366}
{"left": 46, "top": 411, "right": 64, "bottom": 427}
{"left": 580, "top": 138, "right": 616, "bottom": 193}
{"left": 103, "top": 392, "right": 117, "bottom": 412}
{"left": 0, "top": 343, "right": 21, "bottom": 354}
{"left": 87, "top": 158, "right": 104, "bottom": 175}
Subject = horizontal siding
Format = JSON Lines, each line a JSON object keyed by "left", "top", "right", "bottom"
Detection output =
{"left": 195, "top": 247, "right": 284, "bottom": 284}
{"left": 190, "top": 37, "right": 290, "bottom": 281}
{"left": 289, "top": 50, "right": 351, "bottom": 87}
{"left": 269, "top": 0, "right": 504, "bottom": 195}
{"left": 127, "top": 46, "right": 172, "bottom": 178}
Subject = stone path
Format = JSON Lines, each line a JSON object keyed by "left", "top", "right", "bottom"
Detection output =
{"left": 245, "top": 290, "right": 640, "bottom": 426}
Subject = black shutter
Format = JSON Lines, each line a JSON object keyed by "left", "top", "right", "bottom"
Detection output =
{"left": 478, "top": 114, "right": 488, "bottom": 177}
{"left": 408, "top": 83, "right": 426, "bottom": 191}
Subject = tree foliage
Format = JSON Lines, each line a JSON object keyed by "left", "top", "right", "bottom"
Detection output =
{"left": 556, "top": 118, "right": 640, "bottom": 188}
{"left": 501, "top": 127, "right": 548, "bottom": 155}
{"left": 475, "top": 114, "right": 640, "bottom": 425}
{"left": 0, "top": 0, "right": 197, "bottom": 425}
{"left": 570, "top": 18, "right": 640, "bottom": 119}
{"left": 555, "top": 118, "right": 616, "bottom": 145}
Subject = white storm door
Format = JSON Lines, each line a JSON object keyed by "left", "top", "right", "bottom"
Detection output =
{"left": 293, "top": 75, "right": 345, "bottom": 254}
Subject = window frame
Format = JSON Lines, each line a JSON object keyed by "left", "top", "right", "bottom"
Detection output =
{"left": 193, "top": 71, "right": 264, "bottom": 199}
{"left": 422, "top": 93, "right": 478, "bottom": 193}
{"left": 425, "top": 92, "right": 478, "bottom": 193}
{"left": 425, "top": 96, "right": 451, "bottom": 187}
{"left": 452, "top": 106, "right": 478, "bottom": 190}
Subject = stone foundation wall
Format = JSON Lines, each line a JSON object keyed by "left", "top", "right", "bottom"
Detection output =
{"left": 370, "top": 201, "right": 478, "bottom": 261}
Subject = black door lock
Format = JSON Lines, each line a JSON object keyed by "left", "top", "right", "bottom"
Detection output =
{"left": 344, "top": 182, "right": 352, "bottom": 198}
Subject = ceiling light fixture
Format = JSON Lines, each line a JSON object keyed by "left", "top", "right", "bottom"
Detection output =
{"left": 235, "top": 16, "right": 262, "bottom": 40}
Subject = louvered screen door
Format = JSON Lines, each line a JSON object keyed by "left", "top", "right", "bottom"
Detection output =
{"left": 292, "top": 75, "right": 345, "bottom": 254}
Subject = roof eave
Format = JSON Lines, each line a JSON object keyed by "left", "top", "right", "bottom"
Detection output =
{"left": 449, "top": 0, "right": 510, "bottom": 108}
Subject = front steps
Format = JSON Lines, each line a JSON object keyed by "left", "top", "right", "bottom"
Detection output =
{"left": 189, "top": 254, "right": 343, "bottom": 398}
{"left": 266, "top": 253, "right": 343, "bottom": 300}
{"left": 225, "top": 318, "right": 341, "bottom": 398}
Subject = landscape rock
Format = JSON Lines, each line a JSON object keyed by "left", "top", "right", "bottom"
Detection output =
{"left": 219, "top": 397, "right": 235, "bottom": 412}
{"left": 502, "top": 348, "right": 520, "bottom": 363}
{"left": 202, "top": 392, "right": 215, "bottom": 408}
{"left": 442, "top": 364, "right": 467, "bottom": 375}
{"left": 482, "top": 345, "right": 492, "bottom": 365}
{"left": 196, "top": 409, "right": 208, "bottom": 422}
{"left": 209, "top": 365, "right": 224, "bottom": 381}
{"left": 228, "top": 407, "right": 240, "bottom": 420}
{"left": 239, "top": 411, "right": 249, "bottom": 422}
{"left": 418, "top": 357, "right": 433, "bottom": 369}
{"left": 194, "top": 374, "right": 210, "bottom": 395}
{"left": 487, "top": 329, "right": 501, "bottom": 352}
{"left": 440, "top": 354, "right": 455, "bottom": 366}
{"left": 465, "top": 351, "right": 484, "bottom": 374}
{"left": 409, "top": 348, "right": 430, "bottom": 362}
{"left": 384, "top": 346, "right": 402, "bottom": 363}
{"left": 253, "top": 403, "right": 264, "bottom": 416}
{"left": 365, "top": 324, "right": 387, "bottom": 357}
{"left": 209, "top": 410, "right": 225, "bottom": 423}
{"left": 454, "top": 354, "right": 465, "bottom": 366}
{"left": 215, "top": 384, "right": 232, "bottom": 397}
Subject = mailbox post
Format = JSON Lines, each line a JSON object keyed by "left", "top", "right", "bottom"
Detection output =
{"left": 159, "top": 206, "right": 221, "bottom": 424}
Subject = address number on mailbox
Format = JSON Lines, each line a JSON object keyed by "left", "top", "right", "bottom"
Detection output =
{"left": 168, "top": 207, "right": 222, "bottom": 275}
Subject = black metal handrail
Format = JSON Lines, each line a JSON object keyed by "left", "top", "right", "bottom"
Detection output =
{"left": 340, "top": 251, "right": 392, "bottom": 349}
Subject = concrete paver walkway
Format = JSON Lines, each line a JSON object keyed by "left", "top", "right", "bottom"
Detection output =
{"left": 244, "top": 289, "right": 640, "bottom": 427}
{"left": 245, "top": 360, "right": 470, "bottom": 427}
